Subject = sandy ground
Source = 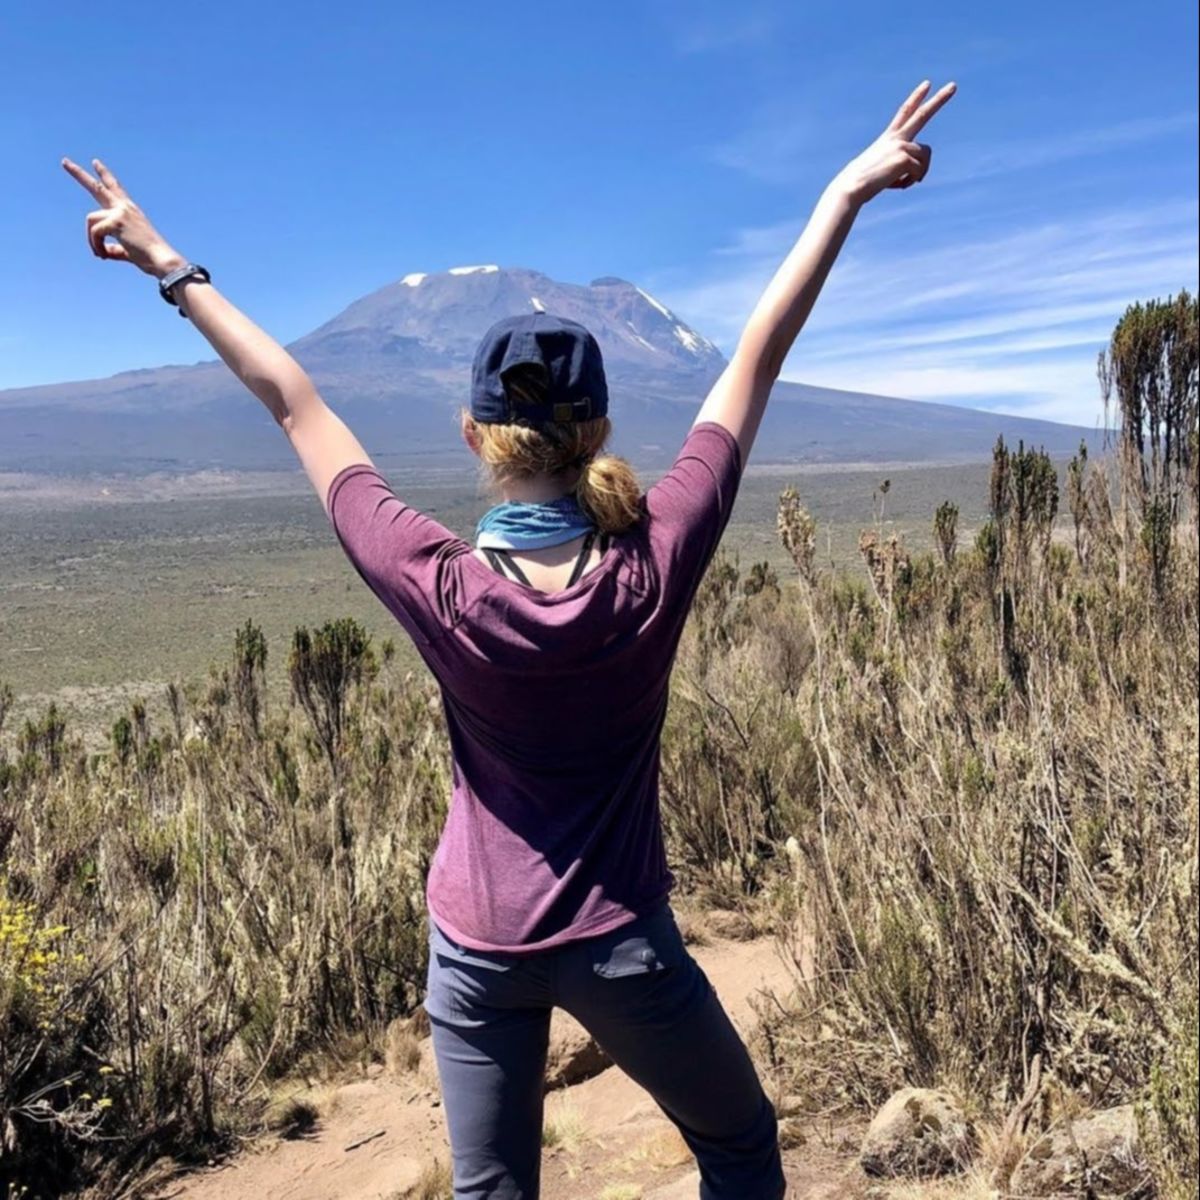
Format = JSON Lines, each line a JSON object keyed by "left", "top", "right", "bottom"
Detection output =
{"left": 147, "top": 923, "right": 870, "bottom": 1200}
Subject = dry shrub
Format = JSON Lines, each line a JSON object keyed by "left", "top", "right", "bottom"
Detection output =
{"left": 385, "top": 1018, "right": 424, "bottom": 1076}
{"left": 753, "top": 434, "right": 1197, "bottom": 1196}
{"left": 406, "top": 1157, "right": 453, "bottom": 1199}
{"left": 661, "top": 550, "right": 817, "bottom": 907}
{"left": 541, "top": 1097, "right": 587, "bottom": 1152}
{"left": 0, "top": 618, "right": 448, "bottom": 1195}
{"left": 264, "top": 1094, "right": 320, "bottom": 1139}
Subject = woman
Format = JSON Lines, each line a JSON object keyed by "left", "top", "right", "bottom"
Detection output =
{"left": 63, "top": 78, "right": 955, "bottom": 1200}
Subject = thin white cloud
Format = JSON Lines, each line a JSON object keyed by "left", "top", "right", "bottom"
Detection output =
{"left": 674, "top": 12, "right": 777, "bottom": 55}
{"left": 936, "top": 113, "right": 1199, "bottom": 186}
{"left": 709, "top": 94, "right": 1195, "bottom": 199}
{"left": 709, "top": 110, "right": 825, "bottom": 185}
{"left": 882, "top": 299, "right": 1135, "bottom": 350}
{"left": 985, "top": 395, "right": 1114, "bottom": 429}
{"left": 651, "top": 0, "right": 779, "bottom": 57}
{"left": 793, "top": 358, "right": 1092, "bottom": 404}
{"left": 649, "top": 196, "right": 1198, "bottom": 427}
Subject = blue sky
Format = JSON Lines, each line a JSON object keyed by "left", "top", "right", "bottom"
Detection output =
{"left": 2, "top": 0, "right": 1196, "bottom": 426}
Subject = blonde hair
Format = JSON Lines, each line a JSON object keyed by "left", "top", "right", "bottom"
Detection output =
{"left": 461, "top": 366, "right": 643, "bottom": 535}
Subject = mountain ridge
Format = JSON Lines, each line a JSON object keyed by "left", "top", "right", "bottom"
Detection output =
{"left": 0, "top": 265, "right": 1099, "bottom": 473}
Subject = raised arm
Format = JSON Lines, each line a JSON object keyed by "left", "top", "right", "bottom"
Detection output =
{"left": 695, "top": 80, "right": 957, "bottom": 466}
{"left": 61, "top": 157, "right": 370, "bottom": 510}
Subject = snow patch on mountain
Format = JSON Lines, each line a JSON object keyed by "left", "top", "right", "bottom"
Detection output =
{"left": 530, "top": 296, "right": 546, "bottom": 313}
{"left": 401, "top": 273, "right": 427, "bottom": 287}
{"left": 449, "top": 265, "right": 500, "bottom": 276}
{"left": 626, "top": 320, "right": 657, "bottom": 352}
{"left": 673, "top": 325, "right": 704, "bottom": 354}
{"left": 636, "top": 287, "right": 674, "bottom": 320}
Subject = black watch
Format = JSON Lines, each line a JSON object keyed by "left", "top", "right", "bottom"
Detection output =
{"left": 159, "top": 263, "right": 211, "bottom": 315}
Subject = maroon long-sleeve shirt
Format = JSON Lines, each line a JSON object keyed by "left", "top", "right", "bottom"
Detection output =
{"left": 327, "top": 421, "right": 743, "bottom": 953}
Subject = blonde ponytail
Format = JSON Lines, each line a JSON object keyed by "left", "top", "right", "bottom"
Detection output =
{"left": 575, "top": 452, "right": 642, "bottom": 534}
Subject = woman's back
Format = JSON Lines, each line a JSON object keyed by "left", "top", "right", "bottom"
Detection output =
{"left": 327, "top": 421, "right": 743, "bottom": 951}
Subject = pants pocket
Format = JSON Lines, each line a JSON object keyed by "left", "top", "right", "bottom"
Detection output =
{"left": 586, "top": 903, "right": 690, "bottom": 979}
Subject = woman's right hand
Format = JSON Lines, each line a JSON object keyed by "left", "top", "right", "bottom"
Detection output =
{"left": 62, "top": 156, "right": 186, "bottom": 278}
{"left": 833, "top": 80, "right": 957, "bottom": 206}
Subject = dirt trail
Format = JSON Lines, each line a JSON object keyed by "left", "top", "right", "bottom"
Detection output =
{"left": 152, "top": 925, "right": 868, "bottom": 1200}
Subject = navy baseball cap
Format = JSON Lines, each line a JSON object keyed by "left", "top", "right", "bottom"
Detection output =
{"left": 470, "top": 313, "right": 609, "bottom": 426}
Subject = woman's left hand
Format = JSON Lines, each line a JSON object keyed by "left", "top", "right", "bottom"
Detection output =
{"left": 832, "top": 81, "right": 956, "bottom": 206}
{"left": 62, "top": 157, "right": 185, "bottom": 278}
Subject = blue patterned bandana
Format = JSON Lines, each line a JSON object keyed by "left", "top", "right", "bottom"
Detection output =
{"left": 475, "top": 494, "right": 595, "bottom": 550}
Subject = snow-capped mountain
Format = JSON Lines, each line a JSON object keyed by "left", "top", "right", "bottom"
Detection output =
{"left": 290, "top": 266, "right": 725, "bottom": 375}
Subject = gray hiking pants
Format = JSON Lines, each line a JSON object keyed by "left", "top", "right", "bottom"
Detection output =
{"left": 424, "top": 901, "right": 786, "bottom": 1200}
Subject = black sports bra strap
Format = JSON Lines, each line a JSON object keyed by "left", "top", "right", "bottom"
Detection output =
{"left": 566, "top": 529, "right": 597, "bottom": 588}
{"left": 483, "top": 529, "right": 606, "bottom": 588}
{"left": 483, "top": 546, "right": 532, "bottom": 586}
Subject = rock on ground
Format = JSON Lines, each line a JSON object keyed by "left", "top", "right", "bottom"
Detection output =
{"left": 545, "top": 1008, "right": 612, "bottom": 1088}
{"left": 1009, "top": 1104, "right": 1154, "bottom": 1198}
{"left": 859, "top": 1087, "right": 975, "bottom": 1178}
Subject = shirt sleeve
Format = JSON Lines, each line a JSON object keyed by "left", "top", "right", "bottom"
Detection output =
{"left": 642, "top": 420, "right": 744, "bottom": 607}
{"left": 326, "top": 464, "right": 472, "bottom": 645}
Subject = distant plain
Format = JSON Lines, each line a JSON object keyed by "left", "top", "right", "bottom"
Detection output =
{"left": 0, "top": 457, "right": 1001, "bottom": 746}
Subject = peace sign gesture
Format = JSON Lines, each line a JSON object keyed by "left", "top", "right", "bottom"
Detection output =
{"left": 61, "top": 157, "right": 185, "bottom": 278}
{"left": 834, "top": 80, "right": 957, "bottom": 206}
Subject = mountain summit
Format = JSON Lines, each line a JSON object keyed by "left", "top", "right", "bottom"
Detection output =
{"left": 290, "top": 266, "right": 725, "bottom": 376}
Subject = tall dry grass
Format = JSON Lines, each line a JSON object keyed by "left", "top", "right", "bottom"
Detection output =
{"left": 667, "top": 459, "right": 1194, "bottom": 1199}
{"left": 1, "top": 624, "right": 449, "bottom": 1196}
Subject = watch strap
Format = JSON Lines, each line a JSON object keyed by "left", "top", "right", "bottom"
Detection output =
{"left": 159, "top": 263, "right": 211, "bottom": 314}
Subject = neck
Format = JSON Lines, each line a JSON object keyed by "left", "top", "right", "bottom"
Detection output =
{"left": 497, "top": 470, "right": 582, "bottom": 504}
